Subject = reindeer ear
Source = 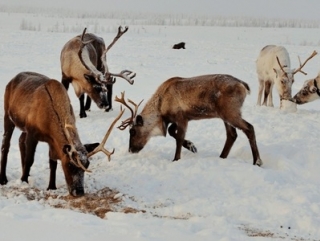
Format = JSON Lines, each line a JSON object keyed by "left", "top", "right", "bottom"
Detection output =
{"left": 63, "top": 144, "right": 71, "bottom": 154}
{"left": 136, "top": 115, "right": 144, "bottom": 126}
{"left": 84, "top": 143, "right": 99, "bottom": 153}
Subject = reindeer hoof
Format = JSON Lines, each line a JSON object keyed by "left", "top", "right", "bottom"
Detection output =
{"left": 79, "top": 112, "right": 87, "bottom": 118}
{"left": 254, "top": 159, "right": 263, "bottom": 166}
{"left": 0, "top": 176, "right": 8, "bottom": 185}
{"left": 184, "top": 141, "right": 197, "bottom": 153}
{"left": 105, "top": 107, "right": 113, "bottom": 112}
{"left": 47, "top": 185, "right": 57, "bottom": 190}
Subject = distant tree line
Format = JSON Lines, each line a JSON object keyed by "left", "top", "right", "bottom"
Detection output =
{"left": 2, "top": 4, "right": 319, "bottom": 29}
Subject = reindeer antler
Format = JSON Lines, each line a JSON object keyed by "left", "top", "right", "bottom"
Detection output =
{"left": 80, "top": 27, "right": 95, "bottom": 45}
{"left": 100, "top": 26, "right": 136, "bottom": 85}
{"left": 276, "top": 56, "right": 288, "bottom": 76}
{"left": 87, "top": 107, "right": 125, "bottom": 161}
{"left": 115, "top": 92, "right": 143, "bottom": 130}
{"left": 105, "top": 26, "right": 129, "bottom": 53}
{"left": 107, "top": 70, "right": 136, "bottom": 84}
{"left": 293, "top": 50, "right": 318, "bottom": 75}
{"left": 64, "top": 123, "right": 91, "bottom": 172}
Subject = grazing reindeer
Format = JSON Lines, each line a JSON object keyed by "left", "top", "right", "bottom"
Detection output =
{"left": 256, "top": 45, "right": 317, "bottom": 107}
{"left": 293, "top": 72, "right": 320, "bottom": 104}
{"left": 116, "top": 74, "right": 263, "bottom": 166}
{"left": 61, "top": 26, "right": 136, "bottom": 118}
{"left": 0, "top": 72, "right": 124, "bottom": 196}
{"left": 172, "top": 42, "right": 186, "bottom": 49}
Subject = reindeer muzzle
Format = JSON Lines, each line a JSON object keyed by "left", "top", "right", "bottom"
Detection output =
{"left": 70, "top": 187, "right": 85, "bottom": 197}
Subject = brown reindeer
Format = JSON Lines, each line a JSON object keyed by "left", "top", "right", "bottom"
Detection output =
{"left": 116, "top": 74, "right": 263, "bottom": 166}
{"left": 0, "top": 72, "right": 124, "bottom": 196}
{"left": 61, "top": 26, "right": 136, "bottom": 118}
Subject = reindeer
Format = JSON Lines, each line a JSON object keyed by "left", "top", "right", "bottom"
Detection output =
{"left": 0, "top": 72, "right": 124, "bottom": 196}
{"left": 256, "top": 45, "right": 317, "bottom": 107}
{"left": 115, "top": 74, "right": 263, "bottom": 166}
{"left": 293, "top": 72, "right": 320, "bottom": 104}
{"left": 60, "top": 26, "right": 136, "bottom": 118}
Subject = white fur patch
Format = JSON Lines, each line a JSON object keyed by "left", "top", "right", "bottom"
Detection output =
{"left": 81, "top": 46, "right": 103, "bottom": 78}
{"left": 150, "top": 125, "right": 164, "bottom": 136}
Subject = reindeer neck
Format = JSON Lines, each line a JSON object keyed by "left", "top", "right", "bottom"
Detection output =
{"left": 140, "top": 94, "right": 166, "bottom": 136}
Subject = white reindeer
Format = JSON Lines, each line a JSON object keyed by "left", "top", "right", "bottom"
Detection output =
{"left": 256, "top": 45, "right": 317, "bottom": 107}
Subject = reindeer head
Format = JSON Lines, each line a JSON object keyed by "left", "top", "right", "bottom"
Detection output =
{"left": 274, "top": 51, "right": 317, "bottom": 102}
{"left": 60, "top": 123, "right": 92, "bottom": 196}
{"left": 83, "top": 74, "right": 113, "bottom": 109}
{"left": 293, "top": 73, "right": 320, "bottom": 104}
{"left": 115, "top": 92, "right": 146, "bottom": 153}
{"left": 61, "top": 107, "right": 124, "bottom": 196}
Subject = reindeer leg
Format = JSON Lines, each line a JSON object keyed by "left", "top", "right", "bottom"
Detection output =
{"left": 84, "top": 95, "right": 92, "bottom": 111}
{"left": 263, "top": 80, "right": 272, "bottom": 106}
{"left": 105, "top": 82, "right": 114, "bottom": 112}
{"left": 220, "top": 122, "right": 238, "bottom": 159}
{"left": 79, "top": 94, "right": 87, "bottom": 118}
{"left": 168, "top": 121, "right": 189, "bottom": 161}
{"left": 61, "top": 74, "right": 71, "bottom": 90}
{"left": 268, "top": 82, "right": 274, "bottom": 107}
{"left": 168, "top": 123, "right": 197, "bottom": 153}
{"left": 19, "top": 132, "right": 27, "bottom": 172}
{"left": 20, "top": 134, "right": 38, "bottom": 183}
{"left": 257, "top": 78, "right": 264, "bottom": 106}
{"left": 47, "top": 157, "right": 57, "bottom": 190}
{"left": 227, "top": 118, "right": 262, "bottom": 166}
{"left": 0, "top": 115, "right": 15, "bottom": 185}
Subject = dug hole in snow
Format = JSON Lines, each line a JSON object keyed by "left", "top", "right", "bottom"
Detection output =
{"left": 280, "top": 99, "right": 297, "bottom": 112}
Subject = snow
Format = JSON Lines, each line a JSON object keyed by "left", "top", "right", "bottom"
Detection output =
{"left": 1, "top": 9, "right": 320, "bottom": 241}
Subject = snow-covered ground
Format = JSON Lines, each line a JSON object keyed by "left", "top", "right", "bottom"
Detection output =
{"left": 1, "top": 11, "right": 320, "bottom": 241}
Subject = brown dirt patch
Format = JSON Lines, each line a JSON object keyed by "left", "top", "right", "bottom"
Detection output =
{"left": 240, "top": 225, "right": 319, "bottom": 241}
{"left": 0, "top": 186, "right": 144, "bottom": 219}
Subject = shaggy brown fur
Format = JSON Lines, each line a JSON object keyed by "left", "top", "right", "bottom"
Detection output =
{"left": 0, "top": 72, "right": 96, "bottom": 196}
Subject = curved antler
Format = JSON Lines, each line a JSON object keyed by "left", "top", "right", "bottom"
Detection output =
{"left": 107, "top": 70, "right": 136, "bottom": 85}
{"left": 276, "top": 56, "right": 288, "bottom": 76}
{"left": 87, "top": 107, "right": 125, "bottom": 161}
{"left": 80, "top": 27, "right": 94, "bottom": 45}
{"left": 78, "top": 28, "right": 105, "bottom": 83}
{"left": 115, "top": 91, "right": 143, "bottom": 130}
{"left": 293, "top": 50, "right": 318, "bottom": 75}
{"left": 100, "top": 26, "right": 136, "bottom": 85}
{"left": 64, "top": 123, "right": 91, "bottom": 172}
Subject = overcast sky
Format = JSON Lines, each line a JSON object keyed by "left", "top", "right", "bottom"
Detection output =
{"left": 2, "top": 0, "right": 320, "bottom": 20}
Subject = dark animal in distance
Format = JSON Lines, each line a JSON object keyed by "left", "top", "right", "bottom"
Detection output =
{"left": 116, "top": 74, "right": 263, "bottom": 166}
{"left": 0, "top": 72, "right": 124, "bottom": 196}
{"left": 60, "top": 26, "right": 135, "bottom": 118}
{"left": 172, "top": 42, "right": 186, "bottom": 49}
